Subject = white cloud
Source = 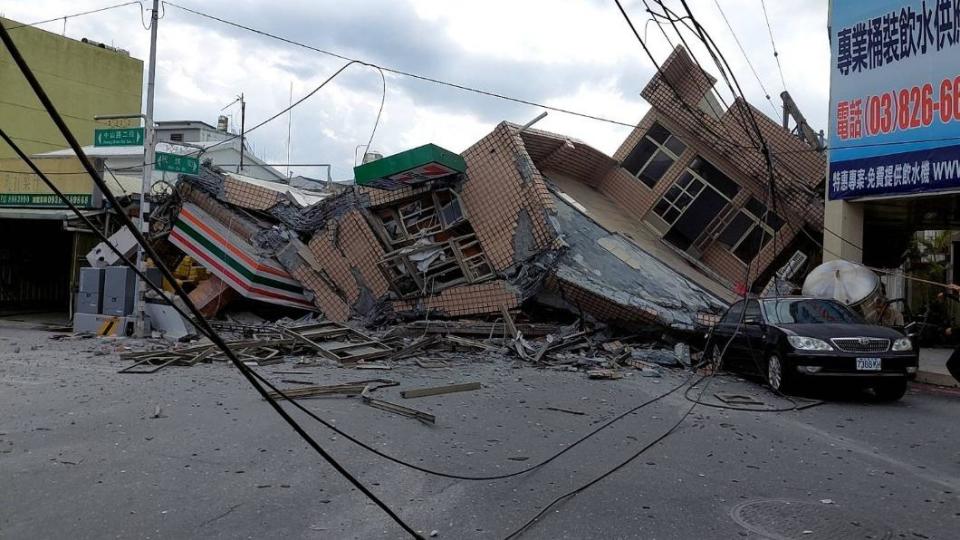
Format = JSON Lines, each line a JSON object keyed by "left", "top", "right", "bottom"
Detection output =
{"left": 2, "top": 0, "right": 829, "bottom": 180}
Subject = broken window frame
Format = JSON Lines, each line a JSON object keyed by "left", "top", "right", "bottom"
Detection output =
{"left": 370, "top": 189, "right": 467, "bottom": 247}
{"left": 718, "top": 196, "right": 784, "bottom": 265}
{"left": 622, "top": 122, "right": 687, "bottom": 189}
{"left": 653, "top": 171, "right": 706, "bottom": 225}
{"left": 378, "top": 232, "right": 494, "bottom": 298}
{"left": 651, "top": 156, "right": 739, "bottom": 233}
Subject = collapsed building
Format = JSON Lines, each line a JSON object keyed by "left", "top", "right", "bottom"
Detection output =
{"left": 141, "top": 45, "right": 827, "bottom": 337}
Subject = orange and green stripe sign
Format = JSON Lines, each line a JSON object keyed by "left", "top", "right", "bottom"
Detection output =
{"left": 170, "top": 203, "right": 315, "bottom": 310}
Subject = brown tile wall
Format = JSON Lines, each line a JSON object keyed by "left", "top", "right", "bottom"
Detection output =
{"left": 290, "top": 265, "right": 350, "bottom": 322}
{"left": 547, "top": 275, "right": 659, "bottom": 328}
{"left": 599, "top": 46, "right": 826, "bottom": 289}
{"left": 458, "top": 122, "right": 558, "bottom": 271}
{"left": 359, "top": 184, "right": 434, "bottom": 208}
{"left": 391, "top": 280, "right": 519, "bottom": 317}
{"left": 305, "top": 209, "right": 389, "bottom": 315}
{"left": 700, "top": 224, "right": 800, "bottom": 292}
{"left": 221, "top": 175, "right": 283, "bottom": 210}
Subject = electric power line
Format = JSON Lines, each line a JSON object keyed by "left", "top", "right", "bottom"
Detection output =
{"left": 711, "top": 0, "right": 780, "bottom": 118}
{"left": 4, "top": 1, "right": 144, "bottom": 31}
{"left": 0, "top": 21, "right": 424, "bottom": 540}
{"left": 759, "top": 0, "right": 788, "bottom": 93}
{"left": 161, "top": 1, "right": 644, "bottom": 129}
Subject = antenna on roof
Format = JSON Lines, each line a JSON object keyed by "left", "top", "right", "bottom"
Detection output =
{"left": 518, "top": 111, "right": 548, "bottom": 133}
{"left": 285, "top": 81, "right": 293, "bottom": 179}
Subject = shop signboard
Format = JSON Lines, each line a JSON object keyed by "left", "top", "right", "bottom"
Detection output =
{"left": 829, "top": 0, "right": 960, "bottom": 200}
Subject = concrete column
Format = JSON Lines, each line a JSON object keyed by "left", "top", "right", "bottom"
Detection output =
{"left": 823, "top": 198, "right": 864, "bottom": 263}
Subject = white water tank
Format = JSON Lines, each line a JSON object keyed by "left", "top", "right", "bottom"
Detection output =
{"left": 801, "top": 260, "right": 880, "bottom": 309}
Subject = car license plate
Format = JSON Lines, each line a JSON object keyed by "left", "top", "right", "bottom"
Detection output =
{"left": 856, "top": 358, "right": 881, "bottom": 371}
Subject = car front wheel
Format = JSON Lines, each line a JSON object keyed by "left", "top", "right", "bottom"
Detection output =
{"left": 767, "top": 354, "right": 791, "bottom": 394}
{"left": 873, "top": 379, "right": 908, "bottom": 401}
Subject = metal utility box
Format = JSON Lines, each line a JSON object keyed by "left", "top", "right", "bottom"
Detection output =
{"left": 86, "top": 227, "right": 138, "bottom": 268}
{"left": 78, "top": 267, "right": 104, "bottom": 294}
{"left": 144, "top": 267, "right": 162, "bottom": 289}
{"left": 75, "top": 267, "right": 105, "bottom": 315}
{"left": 74, "top": 292, "right": 101, "bottom": 314}
{"left": 102, "top": 266, "right": 137, "bottom": 316}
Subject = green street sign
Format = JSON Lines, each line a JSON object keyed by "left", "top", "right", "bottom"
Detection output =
{"left": 94, "top": 127, "right": 144, "bottom": 147}
{"left": 155, "top": 152, "right": 199, "bottom": 175}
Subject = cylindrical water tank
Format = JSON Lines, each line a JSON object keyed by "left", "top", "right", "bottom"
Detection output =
{"left": 801, "top": 260, "right": 880, "bottom": 310}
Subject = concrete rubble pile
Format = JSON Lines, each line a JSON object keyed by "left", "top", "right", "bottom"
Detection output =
{"left": 157, "top": 124, "right": 726, "bottom": 336}
{"left": 122, "top": 122, "right": 735, "bottom": 384}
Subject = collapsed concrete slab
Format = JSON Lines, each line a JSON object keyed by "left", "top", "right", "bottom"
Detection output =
{"left": 164, "top": 120, "right": 728, "bottom": 334}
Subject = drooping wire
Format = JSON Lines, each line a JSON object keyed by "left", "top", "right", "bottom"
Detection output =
{"left": 160, "top": 1, "right": 644, "bottom": 130}
{"left": 759, "top": 0, "right": 788, "bottom": 93}
{"left": 0, "top": 21, "right": 423, "bottom": 540}
{"left": 612, "top": 0, "right": 760, "bottom": 154}
{"left": 363, "top": 66, "right": 387, "bottom": 158}
{"left": 504, "top": 6, "right": 789, "bottom": 536}
{"left": 5, "top": 1, "right": 144, "bottom": 31}
{"left": 640, "top": 0, "right": 743, "bottom": 145}
{"left": 712, "top": 0, "right": 780, "bottom": 118}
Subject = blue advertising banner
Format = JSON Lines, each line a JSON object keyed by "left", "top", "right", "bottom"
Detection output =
{"left": 828, "top": 0, "right": 960, "bottom": 200}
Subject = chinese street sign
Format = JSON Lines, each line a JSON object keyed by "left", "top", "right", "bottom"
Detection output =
{"left": 155, "top": 152, "right": 199, "bottom": 175}
{"left": 828, "top": 1, "right": 960, "bottom": 200}
{"left": 94, "top": 127, "right": 144, "bottom": 147}
{"left": 0, "top": 193, "right": 92, "bottom": 207}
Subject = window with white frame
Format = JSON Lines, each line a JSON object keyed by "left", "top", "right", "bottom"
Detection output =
{"left": 653, "top": 172, "right": 704, "bottom": 225}
{"left": 717, "top": 196, "right": 784, "bottom": 264}
{"left": 622, "top": 122, "right": 687, "bottom": 188}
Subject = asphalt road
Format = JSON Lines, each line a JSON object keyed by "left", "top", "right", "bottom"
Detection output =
{"left": 1, "top": 326, "right": 958, "bottom": 539}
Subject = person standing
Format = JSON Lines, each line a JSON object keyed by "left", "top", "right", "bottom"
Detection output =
{"left": 941, "top": 284, "right": 960, "bottom": 384}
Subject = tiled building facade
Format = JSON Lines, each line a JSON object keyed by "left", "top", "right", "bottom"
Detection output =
{"left": 598, "top": 46, "right": 826, "bottom": 292}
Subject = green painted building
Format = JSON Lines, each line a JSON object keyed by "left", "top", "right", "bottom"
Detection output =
{"left": 0, "top": 17, "right": 143, "bottom": 160}
{"left": 0, "top": 18, "right": 142, "bottom": 314}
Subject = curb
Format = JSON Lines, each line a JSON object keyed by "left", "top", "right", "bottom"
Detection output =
{"left": 916, "top": 370, "right": 959, "bottom": 388}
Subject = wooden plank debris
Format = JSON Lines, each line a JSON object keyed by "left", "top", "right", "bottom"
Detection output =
{"left": 361, "top": 386, "right": 435, "bottom": 424}
{"left": 400, "top": 382, "right": 482, "bottom": 399}
{"left": 540, "top": 406, "right": 586, "bottom": 416}
{"left": 415, "top": 358, "right": 448, "bottom": 369}
{"left": 587, "top": 369, "right": 622, "bottom": 380}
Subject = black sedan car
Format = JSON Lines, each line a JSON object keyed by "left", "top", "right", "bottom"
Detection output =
{"left": 705, "top": 297, "right": 918, "bottom": 400}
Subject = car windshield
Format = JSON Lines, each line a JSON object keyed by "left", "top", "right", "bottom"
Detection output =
{"left": 762, "top": 299, "right": 864, "bottom": 324}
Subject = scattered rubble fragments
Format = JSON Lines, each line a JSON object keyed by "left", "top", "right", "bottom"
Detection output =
{"left": 95, "top": 124, "right": 735, "bottom": 387}
{"left": 400, "top": 382, "right": 482, "bottom": 399}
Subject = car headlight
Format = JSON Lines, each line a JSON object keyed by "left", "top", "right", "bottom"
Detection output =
{"left": 787, "top": 336, "right": 833, "bottom": 351}
{"left": 892, "top": 337, "right": 913, "bottom": 351}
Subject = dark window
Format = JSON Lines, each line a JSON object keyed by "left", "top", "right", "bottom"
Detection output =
{"left": 688, "top": 158, "right": 739, "bottom": 199}
{"left": 622, "top": 122, "right": 687, "bottom": 188}
{"left": 652, "top": 156, "right": 734, "bottom": 251}
{"left": 653, "top": 172, "right": 704, "bottom": 225}
{"left": 169, "top": 133, "right": 184, "bottom": 142}
{"left": 718, "top": 196, "right": 785, "bottom": 264}
{"left": 744, "top": 196, "right": 785, "bottom": 229}
{"left": 718, "top": 212, "right": 753, "bottom": 246}
{"left": 733, "top": 226, "right": 770, "bottom": 263}
{"left": 720, "top": 301, "right": 744, "bottom": 324}
{"left": 744, "top": 300, "right": 762, "bottom": 322}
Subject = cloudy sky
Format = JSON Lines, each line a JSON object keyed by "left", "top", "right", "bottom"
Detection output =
{"left": 2, "top": 0, "right": 828, "bottom": 180}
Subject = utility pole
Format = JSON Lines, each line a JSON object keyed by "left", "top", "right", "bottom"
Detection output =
{"left": 239, "top": 92, "right": 245, "bottom": 173}
{"left": 134, "top": 0, "right": 159, "bottom": 337}
{"left": 286, "top": 81, "right": 293, "bottom": 179}
{"left": 222, "top": 94, "right": 246, "bottom": 174}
